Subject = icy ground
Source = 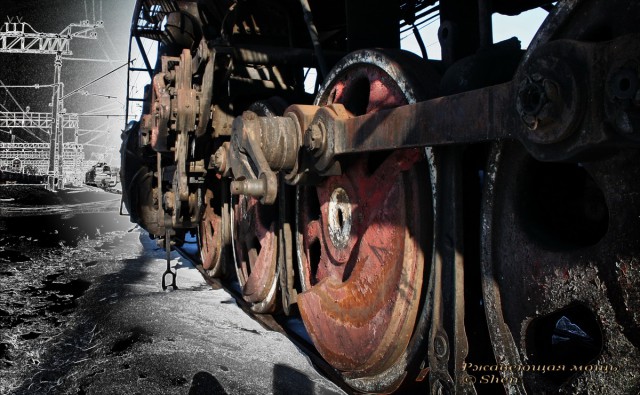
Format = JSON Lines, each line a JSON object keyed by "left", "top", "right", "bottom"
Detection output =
{"left": 0, "top": 187, "right": 344, "bottom": 395}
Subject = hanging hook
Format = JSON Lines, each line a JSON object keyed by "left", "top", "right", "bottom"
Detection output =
{"left": 161, "top": 230, "right": 177, "bottom": 290}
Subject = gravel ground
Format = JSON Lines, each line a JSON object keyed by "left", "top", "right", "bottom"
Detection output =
{"left": 0, "top": 187, "right": 345, "bottom": 395}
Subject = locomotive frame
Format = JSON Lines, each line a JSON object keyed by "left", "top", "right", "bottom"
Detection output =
{"left": 120, "top": 0, "right": 640, "bottom": 393}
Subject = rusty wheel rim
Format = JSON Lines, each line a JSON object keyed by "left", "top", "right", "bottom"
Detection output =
{"left": 296, "top": 50, "right": 435, "bottom": 387}
{"left": 198, "top": 187, "right": 224, "bottom": 276}
{"left": 231, "top": 194, "right": 279, "bottom": 312}
{"left": 228, "top": 98, "right": 287, "bottom": 313}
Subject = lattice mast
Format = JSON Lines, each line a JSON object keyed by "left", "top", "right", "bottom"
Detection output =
{"left": 0, "top": 17, "right": 102, "bottom": 188}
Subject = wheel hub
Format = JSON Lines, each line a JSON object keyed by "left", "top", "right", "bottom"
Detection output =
{"left": 327, "top": 187, "right": 352, "bottom": 250}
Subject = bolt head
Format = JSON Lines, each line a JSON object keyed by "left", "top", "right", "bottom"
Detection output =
{"left": 304, "top": 125, "right": 323, "bottom": 151}
{"left": 517, "top": 77, "right": 546, "bottom": 118}
{"left": 517, "top": 75, "right": 565, "bottom": 138}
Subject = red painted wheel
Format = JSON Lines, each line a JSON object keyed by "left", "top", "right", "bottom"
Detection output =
{"left": 229, "top": 99, "right": 287, "bottom": 313}
{"left": 198, "top": 183, "right": 229, "bottom": 277}
{"left": 296, "top": 50, "right": 439, "bottom": 393}
{"left": 232, "top": 194, "right": 279, "bottom": 312}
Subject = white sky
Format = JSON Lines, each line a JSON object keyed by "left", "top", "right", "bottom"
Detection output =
{"left": 401, "top": 6, "right": 549, "bottom": 58}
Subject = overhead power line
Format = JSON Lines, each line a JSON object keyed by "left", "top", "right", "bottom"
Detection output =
{"left": 0, "top": 84, "right": 55, "bottom": 89}
{"left": 62, "top": 59, "right": 132, "bottom": 100}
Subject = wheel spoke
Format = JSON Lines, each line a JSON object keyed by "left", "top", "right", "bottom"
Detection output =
{"left": 199, "top": 188, "right": 225, "bottom": 276}
{"left": 233, "top": 191, "right": 279, "bottom": 311}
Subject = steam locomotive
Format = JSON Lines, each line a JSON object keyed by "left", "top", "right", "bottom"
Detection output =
{"left": 120, "top": 0, "right": 640, "bottom": 393}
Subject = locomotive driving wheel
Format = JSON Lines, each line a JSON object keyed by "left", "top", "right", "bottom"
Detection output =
{"left": 198, "top": 174, "right": 230, "bottom": 277}
{"left": 231, "top": 193, "right": 280, "bottom": 313}
{"left": 482, "top": 143, "right": 640, "bottom": 394}
{"left": 230, "top": 100, "right": 287, "bottom": 313}
{"left": 481, "top": 1, "right": 640, "bottom": 393}
{"left": 296, "top": 50, "right": 440, "bottom": 393}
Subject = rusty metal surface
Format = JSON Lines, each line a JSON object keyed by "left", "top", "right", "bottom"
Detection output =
{"left": 297, "top": 157, "right": 424, "bottom": 375}
{"left": 120, "top": 122, "right": 166, "bottom": 238}
{"left": 226, "top": 99, "right": 294, "bottom": 313}
{"left": 516, "top": 34, "right": 640, "bottom": 161}
{"left": 198, "top": 187, "right": 225, "bottom": 276}
{"left": 210, "top": 28, "right": 640, "bottom": 204}
{"left": 295, "top": 50, "right": 439, "bottom": 394}
{"left": 150, "top": 71, "right": 171, "bottom": 152}
{"left": 119, "top": 1, "right": 640, "bottom": 394}
{"left": 277, "top": 180, "right": 297, "bottom": 315}
{"left": 477, "top": 3, "right": 640, "bottom": 393}
{"left": 211, "top": 34, "right": 640, "bottom": 187}
{"left": 426, "top": 147, "right": 477, "bottom": 395}
{"left": 330, "top": 81, "right": 513, "bottom": 149}
{"left": 298, "top": 36, "right": 638, "bottom": 167}
{"left": 224, "top": 111, "right": 283, "bottom": 204}
{"left": 481, "top": 142, "right": 640, "bottom": 394}
{"left": 232, "top": 194, "right": 279, "bottom": 313}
